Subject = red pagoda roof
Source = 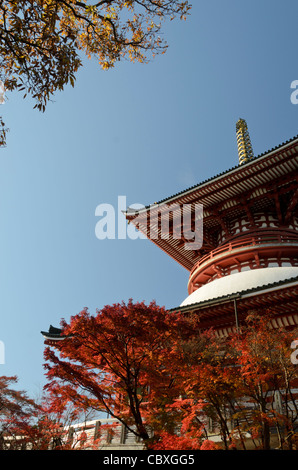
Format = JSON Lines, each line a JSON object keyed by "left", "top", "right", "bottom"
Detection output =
{"left": 125, "top": 134, "right": 298, "bottom": 271}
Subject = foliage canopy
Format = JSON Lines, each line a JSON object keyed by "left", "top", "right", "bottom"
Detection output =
{"left": 42, "top": 302, "right": 298, "bottom": 450}
{"left": 0, "top": 0, "right": 191, "bottom": 145}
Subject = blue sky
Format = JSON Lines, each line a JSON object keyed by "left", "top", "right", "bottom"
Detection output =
{"left": 0, "top": 0, "right": 298, "bottom": 397}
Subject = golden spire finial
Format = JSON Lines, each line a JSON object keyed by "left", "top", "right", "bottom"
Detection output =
{"left": 236, "top": 118, "right": 254, "bottom": 165}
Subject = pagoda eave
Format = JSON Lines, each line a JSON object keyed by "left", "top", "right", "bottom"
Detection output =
{"left": 170, "top": 276, "right": 298, "bottom": 337}
{"left": 125, "top": 136, "right": 298, "bottom": 272}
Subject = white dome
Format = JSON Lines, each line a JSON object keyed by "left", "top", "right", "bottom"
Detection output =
{"left": 180, "top": 267, "right": 298, "bottom": 307}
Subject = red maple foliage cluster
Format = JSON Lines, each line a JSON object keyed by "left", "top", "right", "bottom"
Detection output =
{"left": 1, "top": 301, "right": 298, "bottom": 450}
{"left": 42, "top": 301, "right": 298, "bottom": 450}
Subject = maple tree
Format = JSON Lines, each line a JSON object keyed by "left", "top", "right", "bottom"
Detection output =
{"left": 163, "top": 310, "right": 298, "bottom": 450}
{"left": 228, "top": 312, "right": 298, "bottom": 450}
{"left": 26, "top": 393, "right": 101, "bottom": 449}
{"left": 155, "top": 323, "right": 241, "bottom": 450}
{"left": 0, "top": 0, "right": 191, "bottom": 146}
{"left": 43, "top": 300, "right": 189, "bottom": 448}
{"left": 0, "top": 375, "right": 39, "bottom": 449}
{"left": 43, "top": 302, "right": 298, "bottom": 450}
{"left": 0, "top": 376, "right": 101, "bottom": 449}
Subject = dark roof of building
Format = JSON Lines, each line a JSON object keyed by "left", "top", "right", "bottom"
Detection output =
{"left": 132, "top": 133, "right": 298, "bottom": 210}
{"left": 124, "top": 133, "right": 298, "bottom": 271}
{"left": 41, "top": 324, "right": 64, "bottom": 340}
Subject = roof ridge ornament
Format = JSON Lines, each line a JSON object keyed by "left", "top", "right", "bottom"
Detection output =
{"left": 236, "top": 118, "right": 254, "bottom": 165}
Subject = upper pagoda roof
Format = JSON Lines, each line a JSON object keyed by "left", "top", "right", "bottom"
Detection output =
{"left": 131, "top": 133, "right": 298, "bottom": 210}
{"left": 125, "top": 133, "right": 298, "bottom": 271}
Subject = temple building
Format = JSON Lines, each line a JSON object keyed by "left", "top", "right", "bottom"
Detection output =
{"left": 125, "top": 119, "right": 298, "bottom": 335}
{"left": 40, "top": 120, "right": 298, "bottom": 449}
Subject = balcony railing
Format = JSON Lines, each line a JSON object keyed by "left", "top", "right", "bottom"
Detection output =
{"left": 190, "top": 232, "right": 298, "bottom": 277}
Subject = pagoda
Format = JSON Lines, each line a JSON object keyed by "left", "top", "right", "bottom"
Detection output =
{"left": 40, "top": 119, "right": 298, "bottom": 449}
{"left": 125, "top": 120, "right": 298, "bottom": 336}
